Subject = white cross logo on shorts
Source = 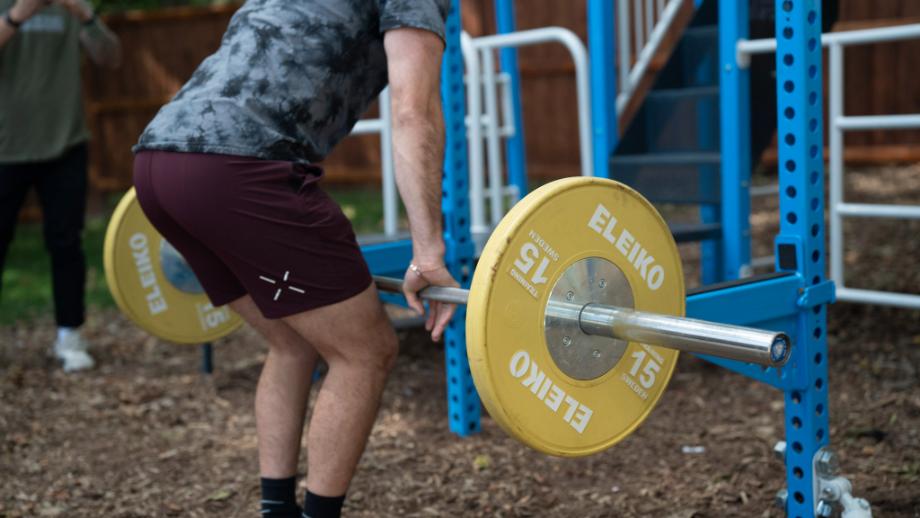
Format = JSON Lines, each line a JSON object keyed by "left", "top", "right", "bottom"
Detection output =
{"left": 258, "top": 270, "right": 305, "bottom": 301}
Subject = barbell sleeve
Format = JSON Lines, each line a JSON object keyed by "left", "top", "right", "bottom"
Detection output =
{"left": 373, "top": 276, "right": 791, "bottom": 367}
{"left": 574, "top": 303, "right": 790, "bottom": 366}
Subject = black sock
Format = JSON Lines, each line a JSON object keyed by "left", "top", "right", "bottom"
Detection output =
{"left": 303, "top": 490, "right": 346, "bottom": 518}
{"left": 260, "top": 476, "right": 301, "bottom": 517}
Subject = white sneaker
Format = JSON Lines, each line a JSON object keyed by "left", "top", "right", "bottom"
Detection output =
{"left": 53, "top": 332, "right": 96, "bottom": 372}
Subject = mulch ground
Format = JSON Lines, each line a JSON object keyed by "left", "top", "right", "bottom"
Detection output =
{"left": 1, "top": 165, "right": 919, "bottom": 517}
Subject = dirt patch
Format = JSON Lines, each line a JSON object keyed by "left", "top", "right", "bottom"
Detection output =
{"left": 1, "top": 165, "right": 919, "bottom": 517}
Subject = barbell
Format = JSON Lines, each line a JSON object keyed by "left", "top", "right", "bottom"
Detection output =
{"left": 104, "top": 176, "right": 791, "bottom": 457}
{"left": 373, "top": 276, "right": 788, "bottom": 367}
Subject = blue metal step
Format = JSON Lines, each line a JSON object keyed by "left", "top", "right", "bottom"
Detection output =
{"left": 656, "top": 25, "right": 719, "bottom": 89}
{"left": 646, "top": 85, "right": 719, "bottom": 101}
{"left": 682, "top": 25, "right": 718, "bottom": 41}
{"left": 642, "top": 86, "right": 720, "bottom": 153}
{"left": 610, "top": 152, "right": 720, "bottom": 167}
{"left": 679, "top": 26, "right": 719, "bottom": 88}
{"left": 610, "top": 152, "right": 721, "bottom": 204}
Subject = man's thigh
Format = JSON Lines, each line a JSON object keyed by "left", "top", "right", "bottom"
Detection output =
{"left": 229, "top": 294, "right": 318, "bottom": 355}
{"left": 282, "top": 283, "right": 397, "bottom": 368}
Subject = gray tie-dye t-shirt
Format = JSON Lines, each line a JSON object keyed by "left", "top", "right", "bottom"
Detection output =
{"left": 135, "top": 0, "right": 449, "bottom": 164}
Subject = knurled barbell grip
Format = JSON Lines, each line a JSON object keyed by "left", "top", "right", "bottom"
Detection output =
{"left": 372, "top": 276, "right": 791, "bottom": 367}
{"left": 374, "top": 275, "right": 471, "bottom": 305}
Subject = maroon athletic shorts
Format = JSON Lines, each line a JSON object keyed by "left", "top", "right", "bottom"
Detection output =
{"left": 133, "top": 151, "right": 372, "bottom": 319}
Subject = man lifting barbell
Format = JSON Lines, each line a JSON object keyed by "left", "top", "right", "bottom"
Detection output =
{"left": 132, "top": 1, "right": 456, "bottom": 517}
{"left": 108, "top": 175, "right": 791, "bottom": 457}
{"left": 124, "top": 1, "right": 797, "bottom": 514}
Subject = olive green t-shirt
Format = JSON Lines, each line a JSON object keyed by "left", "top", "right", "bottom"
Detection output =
{"left": 0, "top": 1, "right": 88, "bottom": 163}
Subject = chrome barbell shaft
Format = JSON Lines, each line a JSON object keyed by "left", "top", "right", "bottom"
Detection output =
{"left": 373, "top": 276, "right": 790, "bottom": 367}
{"left": 374, "top": 275, "right": 471, "bottom": 305}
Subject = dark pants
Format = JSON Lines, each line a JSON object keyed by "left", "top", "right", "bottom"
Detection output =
{"left": 0, "top": 144, "right": 88, "bottom": 327}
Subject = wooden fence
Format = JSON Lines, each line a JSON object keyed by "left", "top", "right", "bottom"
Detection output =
{"left": 83, "top": 5, "right": 236, "bottom": 191}
{"left": 80, "top": 1, "right": 920, "bottom": 193}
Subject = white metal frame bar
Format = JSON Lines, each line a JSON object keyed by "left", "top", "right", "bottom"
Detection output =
{"left": 738, "top": 23, "right": 920, "bottom": 309}
{"left": 835, "top": 203, "right": 920, "bottom": 219}
{"left": 480, "top": 46, "right": 506, "bottom": 227}
{"left": 836, "top": 114, "right": 920, "bottom": 131}
{"left": 644, "top": 0, "right": 654, "bottom": 45}
{"left": 462, "top": 34, "right": 519, "bottom": 235}
{"left": 736, "top": 22, "right": 920, "bottom": 63}
{"left": 828, "top": 43, "right": 845, "bottom": 305}
{"left": 616, "top": 0, "right": 684, "bottom": 113}
{"left": 633, "top": 0, "right": 645, "bottom": 55}
{"left": 470, "top": 28, "right": 593, "bottom": 179}
{"left": 350, "top": 87, "right": 398, "bottom": 237}
{"left": 460, "top": 32, "right": 488, "bottom": 236}
{"left": 751, "top": 183, "right": 779, "bottom": 197}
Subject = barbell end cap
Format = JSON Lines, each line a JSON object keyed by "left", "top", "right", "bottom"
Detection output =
{"left": 770, "top": 334, "right": 792, "bottom": 366}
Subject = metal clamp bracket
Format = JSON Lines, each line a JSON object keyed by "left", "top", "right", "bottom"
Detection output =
{"left": 797, "top": 280, "right": 836, "bottom": 309}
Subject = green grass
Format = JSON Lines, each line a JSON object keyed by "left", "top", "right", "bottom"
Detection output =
{"left": 328, "top": 186, "right": 400, "bottom": 236}
{"left": 0, "top": 187, "right": 388, "bottom": 326}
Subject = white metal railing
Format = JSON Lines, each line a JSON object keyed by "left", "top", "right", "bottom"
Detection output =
{"left": 751, "top": 183, "right": 780, "bottom": 198}
{"left": 351, "top": 88, "right": 398, "bottom": 237}
{"left": 738, "top": 23, "right": 920, "bottom": 309}
{"left": 463, "top": 28, "right": 594, "bottom": 236}
{"left": 461, "top": 32, "right": 518, "bottom": 237}
{"left": 616, "top": 0, "right": 684, "bottom": 113}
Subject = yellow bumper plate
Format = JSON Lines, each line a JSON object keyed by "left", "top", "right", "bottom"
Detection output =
{"left": 467, "top": 177, "right": 685, "bottom": 456}
{"left": 104, "top": 188, "right": 242, "bottom": 344}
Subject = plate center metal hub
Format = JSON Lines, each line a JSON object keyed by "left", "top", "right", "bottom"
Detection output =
{"left": 544, "top": 257, "right": 634, "bottom": 380}
{"left": 159, "top": 239, "right": 205, "bottom": 295}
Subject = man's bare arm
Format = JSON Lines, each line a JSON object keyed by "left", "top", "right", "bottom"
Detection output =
{"left": 79, "top": 20, "right": 121, "bottom": 67}
{"left": 383, "top": 27, "right": 458, "bottom": 341}
{"left": 385, "top": 28, "right": 446, "bottom": 266}
{"left": 0, "top": 16, "right": 16, "bottom": 48}
{"left": 54, "top": 0, "right": 121, "bottom": 67}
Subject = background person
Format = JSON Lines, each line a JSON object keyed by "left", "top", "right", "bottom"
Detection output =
{"left": 0, "top": 0, "right": 121, "bottom": 371}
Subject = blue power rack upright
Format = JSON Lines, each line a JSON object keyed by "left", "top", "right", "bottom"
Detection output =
{"left": 494, "top": 0, "right": 528, "bottom": 200}
{"left": 599, "top": 0, "right": 833, "bottom": 514}
{"left": 771, "top": 0, "right": 835, "bottom": 514}
{"left": 717, "top": 0, "right": 753, "bottom": 282}
{"left": 439, "top": 0, "right": 481, "bottom": 436}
